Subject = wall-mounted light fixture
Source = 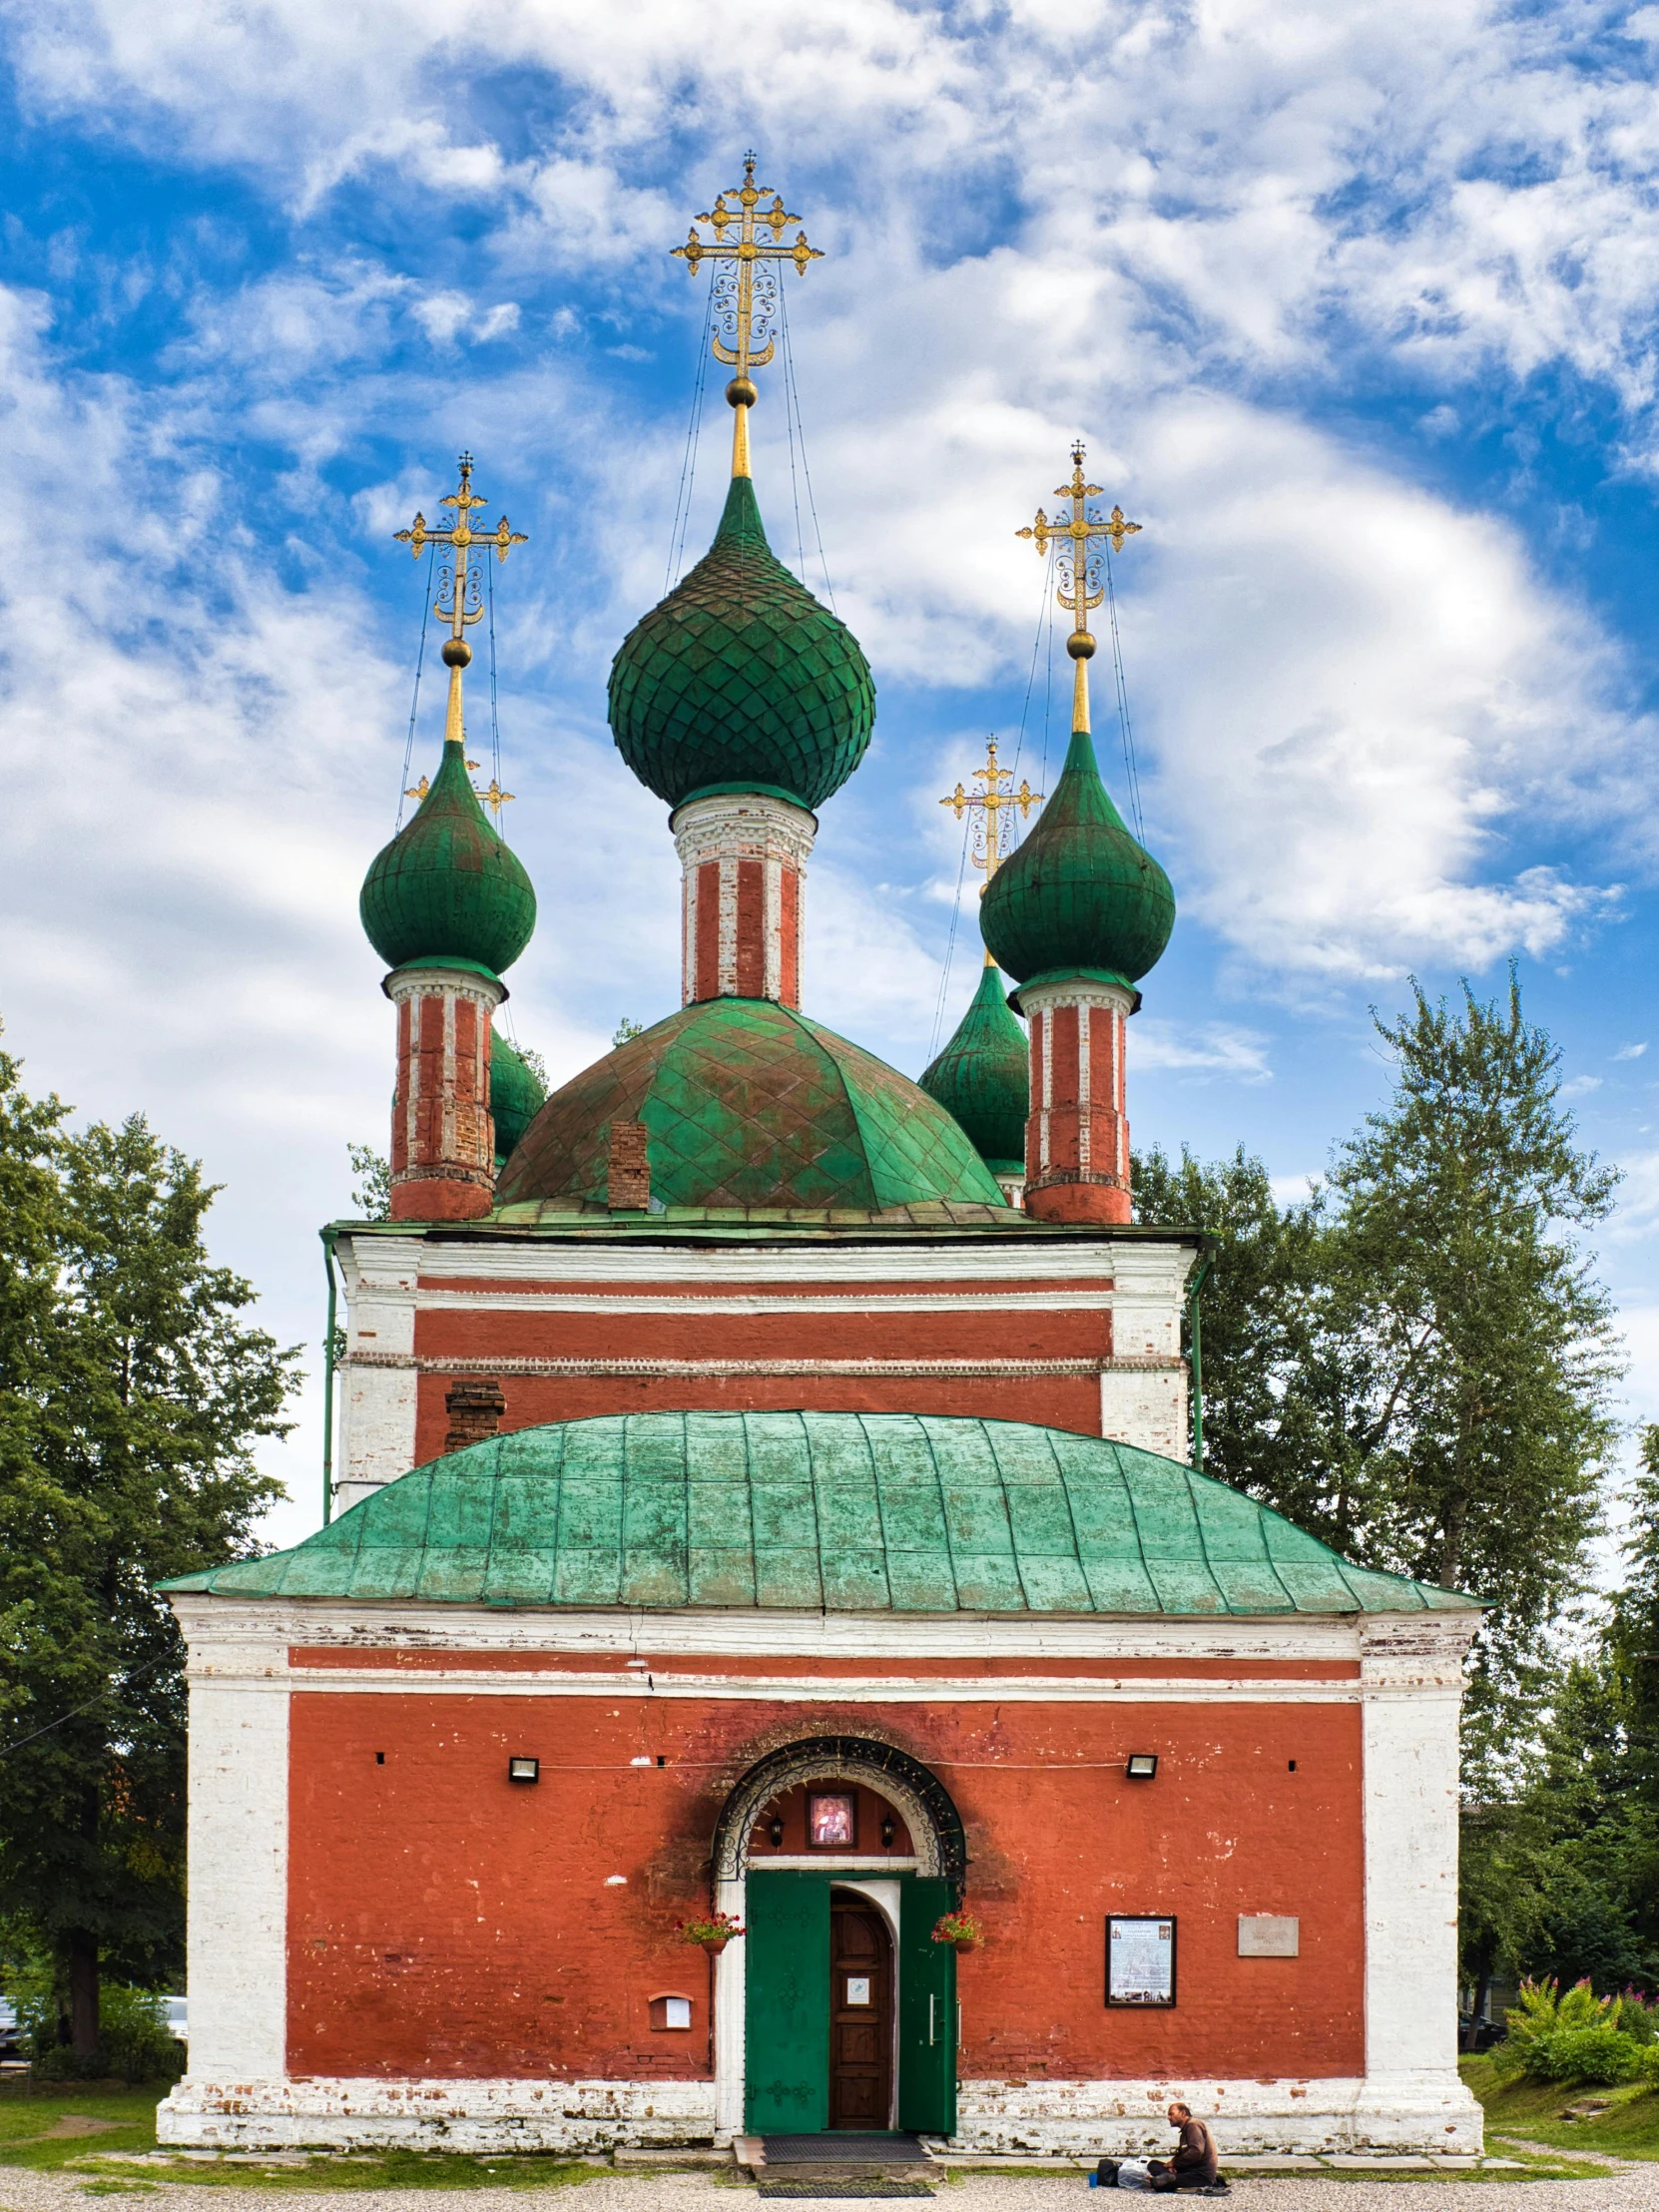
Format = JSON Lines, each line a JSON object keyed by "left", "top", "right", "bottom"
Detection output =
{"left": 508, "top": 1756, "right": 540, "bottom": 1784}
{"left": 769, "top": 1815, "right": 785, "bottom": 1848}
{"left": 880, "top": 1815, "right": 896, "bottom": 1849}
{"left": 1125, "top": 1753, "right": 1159, "bottom": 1781}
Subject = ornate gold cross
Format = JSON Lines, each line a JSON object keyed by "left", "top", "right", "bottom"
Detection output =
{"left": 393, "top": 453, "right": 528, "bottom": 752}
{"left": 1016, "top": 441, "right": 1141, "bottom": 732}
{"left": 940, "top": 739, "right": 1043, "bottom": 960}
{"left": 673, "top": 154, "right": 824, "bottom": 477}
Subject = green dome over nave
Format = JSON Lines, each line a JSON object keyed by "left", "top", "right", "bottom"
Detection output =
{"left": 489, "top": 1031, "right": 546, "bottom": 1166}
{"left": 496, "top": 997, "right": 1008, "bottom": 1214}
{"left": 606, "top": 476, "right": 875, "bottom": 813}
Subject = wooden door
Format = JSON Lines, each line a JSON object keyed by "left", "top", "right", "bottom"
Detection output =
{"left": 830, "top": 1893, "right": 892, "bottom": 2129}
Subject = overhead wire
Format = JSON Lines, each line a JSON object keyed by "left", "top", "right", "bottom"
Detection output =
{"left": 1102, "top": 540, "right": 1146, "bottom": 840}
{"left": 778, "top": 286, "right": 837, "bottom": 612}
{"left": 665, "top": 282, "right": 716, "bottom": 592}
{"left": 394, "top": 542, "right": 437, "bottom": 830}
{"left": 925, "top": 815, "right": 974, "bottom": 1069}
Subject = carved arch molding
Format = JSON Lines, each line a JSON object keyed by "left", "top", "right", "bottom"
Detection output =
{"left": 712, "top": 1735, "right": 966, "bottom": 1896}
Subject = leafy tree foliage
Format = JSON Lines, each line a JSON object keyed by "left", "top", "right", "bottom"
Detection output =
{"left": 0, "top": 1052, "right": 299, "bottom": 2059}
{"left": 345, "top": 1140, "right": 392, "bottom": 1220}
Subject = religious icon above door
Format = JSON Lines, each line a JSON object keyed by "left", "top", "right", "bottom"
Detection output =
{"left": 808, "top": 1791, "right": 857, "bottom": 1848}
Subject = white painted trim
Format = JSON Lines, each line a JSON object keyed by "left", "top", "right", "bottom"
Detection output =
{"left": 385, "top": 1240, "right": 1173, "bottom": 1285}
{"left": 342, "top": 1353, "right": 1155, "bottom": 1380}
{"left": 169, "top": 1596, "right": 1371, "bottom": 1663}
{"left": 270, "top": 1670, "right": 1366, "bottom": 1706}
{"left": 155, "top": 2069, "right": 1481, "bottom": 2155}
{"left": 183, "top": 1649, "right": 288, "bottom": 2079}
{"left": 409, "top": 1289, "right": 1130, "bottom": 1314}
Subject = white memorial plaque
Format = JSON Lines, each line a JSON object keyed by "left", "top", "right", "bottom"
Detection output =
{"left": 1238, "top": 1915, "right": 1299, "bottom": 1956}
{"left": 1106, "top": 1916, "right": 1177, "bottom": 2005}
{"left": 845, "top": 1976, "right": 871, "bottom": 2005}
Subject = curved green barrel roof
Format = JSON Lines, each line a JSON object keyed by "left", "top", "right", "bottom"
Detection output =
{"left": 360, "top": 738, "right": 536, "bottom": 975}
{"left": 496, "top": 997, "right": 1009, "bottom": 1213}
{"left": 162, "top": 1411, "right": 1481, "bottom": 1617}
{"left": 920, "top": 961, "right": 1028, "bottom": 1174}
{"left": 489, "top": 1030, "right": 546, "bottom": 1167}
{"left": 607, "top": 475, "right": 875, "bottom": 812}
{"left": 980, "top": 727, "right": 1175, "bottom": 990}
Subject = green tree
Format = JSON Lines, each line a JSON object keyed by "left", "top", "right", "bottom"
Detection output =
{"left": 0, "top": 1098, "right": 300, "bottom": 2060}
{"left": 346, "top": 1140, "right": 391, "bottom": 1220}
{"left": 1327, "top": 974, "right": 1620, "bottom": 1765}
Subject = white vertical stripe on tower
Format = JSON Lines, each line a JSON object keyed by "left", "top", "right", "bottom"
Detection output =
{"left": 717, "top": 857, "right": 739, "bottom": 996}
{"left": 1038, "top": 1010, "right": 1052, "bottom": 1173}
{"left": 764, "top": 856, "right": 782, "bottom": 1000}
{"left": 1077, "top": 1001, "right": 1092, "bottom": 1173}
{"left": 440, "top": 992, "right": 457, "bottom": 1163}
{"left": 682, "top": 863, "right": 699, "bottom": 1006}
{"left": 403, "top": 1000, "right": 420, "bottom": 1166}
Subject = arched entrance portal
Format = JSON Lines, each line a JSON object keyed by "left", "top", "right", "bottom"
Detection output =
{"left": 711, "top": 1739, "right": 963, "bottom": 2140}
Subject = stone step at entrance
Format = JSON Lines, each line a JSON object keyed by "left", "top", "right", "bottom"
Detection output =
{"left": 753, "top": 2133, "right": 933, "bottom": 2185}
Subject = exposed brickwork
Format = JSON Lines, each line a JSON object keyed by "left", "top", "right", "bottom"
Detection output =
{"left": 1025, "top": 989, "right": 1133, "bottom": 1228}
{"left": 285, "top": 1691, "right": 1364, "bottom": 2083}
{"left": 443, "top": 1378, "right": 506, "bottom": 1453}
{"left": 386, "top": 968, "right": 502, "bottom": 1224}
{"left": 606, "top": 1120, "right": 653, "bottom": 1212}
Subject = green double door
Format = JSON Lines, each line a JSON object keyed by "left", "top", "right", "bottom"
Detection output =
{"left": 744, "top": 1871, "right": 956, "bottom": 2135}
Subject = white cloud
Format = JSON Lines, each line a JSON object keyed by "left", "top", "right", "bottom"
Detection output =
{"left": 1132, "top": 1019, "right": 1274, "bottom": 1083}
{"left": 1614, "top": 1040, "right": 1649, "bottom": 1060}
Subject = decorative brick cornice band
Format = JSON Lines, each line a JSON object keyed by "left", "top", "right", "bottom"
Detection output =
{"left": 344, "top": 1352, "right": 1183, "bottom": 1378}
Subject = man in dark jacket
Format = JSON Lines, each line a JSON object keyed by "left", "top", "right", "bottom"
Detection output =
{"left": 1148, "top": 2103, "right": 1222, "bottom": 2192}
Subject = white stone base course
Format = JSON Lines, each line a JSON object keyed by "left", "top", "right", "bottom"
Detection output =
{"left": 156, "top": 2078, "right": 718, "bottom": 2154}
{"left": 955, "top": 2072, "right": 1483, "bottom": 2157}
{"left": 158, "top": 2070, "right": 1480, "bottom": 2157}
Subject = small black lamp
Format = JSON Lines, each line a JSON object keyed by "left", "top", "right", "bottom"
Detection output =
{"left": 508, "top": 1756, "right": 540, "bottom": 1784}
{"left": 1125, "top": 1753, "right": 1159, "bottom": 1781}
{"left": 769, "top": 1815, "right": 785, "bottom": 1848}
{"left": 880, "top": 1815, "right": 896, "bottom": 1849}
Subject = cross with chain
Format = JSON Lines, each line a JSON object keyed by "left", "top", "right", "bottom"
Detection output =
{"left": 672, "top": 153, "right": 824, "bottom": 476}
{"left": 393, "top": 453, "right": 528, "bottom": 756}
{"left": 940, "top": 739, "right": 1043, "bottom": 960}
{"left": 1016, "top": 442, "right": 1140, "bottom": 731}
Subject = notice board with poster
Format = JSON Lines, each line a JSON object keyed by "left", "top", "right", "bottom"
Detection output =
{"left": 1106, "top": 1916, "right": 1177, "bottom": 2005}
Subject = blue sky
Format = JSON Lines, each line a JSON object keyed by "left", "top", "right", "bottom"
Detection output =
{"left": 1, "top": 0, "right": 1656, "bottom": 1555}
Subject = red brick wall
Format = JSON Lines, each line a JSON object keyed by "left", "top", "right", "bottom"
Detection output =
{"left": 286, "top": 1689, "right": 1363, "bottom": 2082}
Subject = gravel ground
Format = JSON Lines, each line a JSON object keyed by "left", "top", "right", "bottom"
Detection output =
{"left": 0, "top": 2165, "right": 1654, "bottom": 2212}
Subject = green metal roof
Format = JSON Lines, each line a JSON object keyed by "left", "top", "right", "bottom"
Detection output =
{"left": 919, "top": 962, "right": 1029, "bottom": 1174}
{"left": 496, "top": 998, "right": 1010, "bottom": 1213}
{"left": 164, "top": 1412, "right": 1481, "bottom": 1617}
{"left": 359, "top": 739, "right": 536, "bottom": 975}
{"left": 981, "top": 727, "right": 1175, "bottom": 990}
{"left": 607, "top": 475, "right": 875, "bottom": 812}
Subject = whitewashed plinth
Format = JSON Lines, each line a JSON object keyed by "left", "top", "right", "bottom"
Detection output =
{"left": 156, "top": 2077, "right": 717, "bottom": 2153}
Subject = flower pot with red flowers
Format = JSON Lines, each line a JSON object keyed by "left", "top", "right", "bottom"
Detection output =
{"left": 679, "top": 1912, "right": 746, "bottom": 1956}
{"left": 931, "top": 1910, "right": 982, "bottom": 1954}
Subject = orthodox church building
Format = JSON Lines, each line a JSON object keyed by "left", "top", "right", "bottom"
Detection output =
{"left": 159, "top": 164, "right": 1482, "bottom": 2162}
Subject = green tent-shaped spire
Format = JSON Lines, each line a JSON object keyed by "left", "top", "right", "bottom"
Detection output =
{"left": 920, "top": 961, "right": 1028, "bottom": 1177}
{"left": 360, "top": 739, "right": 536, "bottom": 977}
{"left": 980, "top": 727, "right": 1174, "bottom": 993}
{"left": 607, "top": 475, "right": 875, "bottom": 813}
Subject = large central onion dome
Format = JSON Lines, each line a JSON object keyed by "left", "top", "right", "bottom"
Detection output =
{"left": 980, "top": 728, "right": 1174, "bottom": 991}
{"left": 497, "top": 999, "right": 1009, "bottom": 1214}
{"left": 920, "top": 963, "right": 1028, "bottom": 1178}
{"left": 607, "top": 477, "right": 875, "bottom": 812}
{"left": 360, "top": 739, "right": 536, "bottom": 976}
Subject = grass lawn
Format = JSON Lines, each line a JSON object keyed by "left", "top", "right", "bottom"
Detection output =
{"left": 1463, "top": 2054, "right": 1659, "bottom": 2162}
{"left": 0, "top": 2083, "right": 608, "bottom": 2190}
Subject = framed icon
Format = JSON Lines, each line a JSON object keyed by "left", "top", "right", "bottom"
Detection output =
{"left": 807, "top": 1790, "right": 856, "bottom": 1848}
{"left": 845, "top": 1976, "right": 871, "bottom": 2005}
{"left": 1106, "top": 1916, "right": 1177, "bottom": 2005}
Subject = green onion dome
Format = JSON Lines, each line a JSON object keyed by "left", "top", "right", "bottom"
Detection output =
{"left": 606, "top": 476, "right": 875, "bottom": 812}
{"left": 979, "top": 728, "right": 1175, "bottom": 992}
{"left": 490, "top": 1031, "right": 546, "bottom": 1168}
{"left": 359, "top": 738, "right": 536, "bottom": 976}
{"left": 496, "top": 997, "right": 1009, "bottom": 1213}
{"left": 919, "top": 962, "right": 1028, "bottom": 1176}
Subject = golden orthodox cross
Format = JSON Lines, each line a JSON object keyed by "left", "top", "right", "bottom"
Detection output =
{"left": 393, "top": 453, "right": 528, "bottom": 753}
{"left": 940, "top": 739, "right": 1043, "bottom": 959}
{"left": 672, "top": 154, "right": 824, "bottom": 477}
{"left": 1016, "top": 441, "right": 1141, "bottom": 731}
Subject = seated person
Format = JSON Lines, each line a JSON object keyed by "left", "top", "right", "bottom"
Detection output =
{"left": 1147, "top": 2103, "right": 1222, "bottom": 2193}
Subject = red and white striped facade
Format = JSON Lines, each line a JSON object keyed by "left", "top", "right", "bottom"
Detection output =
{"left": 1020, "top": 975, "right": 1134, "bottom": 1228}
{"left": 386, "top": 964, "right": 505, "bottom": 1223}
{"left": 672, "top": 791, "right": 816, "bottom": 1007}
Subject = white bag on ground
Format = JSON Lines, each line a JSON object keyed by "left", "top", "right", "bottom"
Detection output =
{"left": 1115, "top": 2161, "right": 1154, "bottom": 2191}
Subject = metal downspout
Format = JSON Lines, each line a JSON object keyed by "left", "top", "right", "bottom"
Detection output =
{"left": 320, "top": 1226, "right": 340, "bottom": 1524}
{"left": 1186, "top": 1251, "right": 1213, "bottom": 1473}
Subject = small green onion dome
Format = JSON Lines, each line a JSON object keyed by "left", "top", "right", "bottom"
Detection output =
{"left": 979, "top": 727, "right": 1175, "bottom": 990}
{"left": 606, "top": 475, "right": 875, "bottom": 812}
{"left": 490, "top": 1031, "right": 546, "bottom": 1167}
{"left": 359, "top": 739, "right": 536, "bottom": 976}
{"left": 919, "top": 962, "right": 1028, "bottom": 1176}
